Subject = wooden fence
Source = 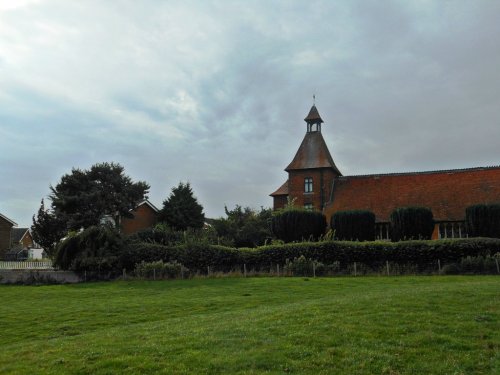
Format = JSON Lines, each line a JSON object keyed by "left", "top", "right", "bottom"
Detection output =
{"left": 0, "top": 261, "right": 54, "bottom": 270}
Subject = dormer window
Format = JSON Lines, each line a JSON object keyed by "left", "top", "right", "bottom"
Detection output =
{"left": 304, "top": 177, "right": 313, "bottom": 193}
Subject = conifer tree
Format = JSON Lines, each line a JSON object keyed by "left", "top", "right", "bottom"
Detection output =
{"left": 159, "top": 182, "right": 205, "bottom": 230}
{"left": 31, "top": 199, "right": 66, "bottom": 257}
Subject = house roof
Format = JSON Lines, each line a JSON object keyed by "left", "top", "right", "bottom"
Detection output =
{"left": 0, "top": 213, "right": 17, "bottom": 226}
{"left": 134, "top": 200, "right": 159, "bottom": 213}
{"left": 270, "top": 180, "right": 289, "bottom": 196}
{"left": 285, "top": 131, "right": 342, "bottom": 175}
{"left": 326, "top": 166, "right": 500, "bottom": 222}
{"left": 11, "top": 228, "right": 29, "bottom": 243}
{"left": 304, "top": 105, "right": 324, "bottom": 124}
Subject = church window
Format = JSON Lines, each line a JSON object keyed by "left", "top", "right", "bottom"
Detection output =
{"left": 304, "top": 203, "right": 313, "bottom": 211}
{"left": 304, "top": 177, "right": 313, "bottom": 193}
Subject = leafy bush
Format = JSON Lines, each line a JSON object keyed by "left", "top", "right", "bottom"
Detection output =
{"left": 465, "top": 204, "right": 500, "bottom": 238}
{"left": 270, "top": 208, "right": 326, "bottom": 243}
{"left": 211, "top": 206, "right": 273, "bottom": 248}
{"left": 134, "top": 260, "right": 187, "bottom": 279}
{"left": 440, "top": 254, "right": 500, "bottom": 275}
{"left": 390, "top": 207, "right": 434, "bottom": 241}
{"left": 54, "top": 226, "right": 123, "bottom": 272}
{"left": 130, "top": 223, "right": 219, "bottom": 247}
{"left": 283, "top": 255, "right": 326, "bottom": 277}
{"left": 331, "top": 210, "right": 375, "bottom": 241}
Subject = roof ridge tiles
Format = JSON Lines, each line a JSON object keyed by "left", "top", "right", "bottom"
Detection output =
{"left": 338, "top": 165, "right": 500, "bottom": 179}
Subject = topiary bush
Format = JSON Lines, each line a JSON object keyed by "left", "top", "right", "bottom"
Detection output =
{"left": 270, "top": 208, "right": 326, "bottom": 243}
{"left": 331, "top": 210, "right": 375, "bottom": 241}
{"left": 465, "top": 204, "right": 500, "bottom": 238}
{"left": 390, "top": 207, "right": 434, "bottom": 241}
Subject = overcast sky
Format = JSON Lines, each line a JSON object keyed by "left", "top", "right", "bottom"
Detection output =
{"left": 1, "top": 0, "right": 500, "bottom": 227}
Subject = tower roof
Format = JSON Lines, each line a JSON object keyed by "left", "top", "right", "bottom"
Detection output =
{"left": 285, "top": 131, "right": 342, "bottom": 175}
{"left": 304, "top": 105, "right": 324, "bottom": 124}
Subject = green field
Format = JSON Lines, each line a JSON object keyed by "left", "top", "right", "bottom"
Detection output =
{"left": 0, "top": 276, "right": 498, "bottom": 374}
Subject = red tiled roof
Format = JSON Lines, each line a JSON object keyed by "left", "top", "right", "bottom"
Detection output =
{"left": 270, "top": 180, "right": 289, "bottom": 196}
{"left": 285, "top": 131, "right": 342, "bottom": 175}
{"left": 326, "top": 166, "right": 500, "bottom": 222}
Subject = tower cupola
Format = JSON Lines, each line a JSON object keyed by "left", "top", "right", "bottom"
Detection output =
{"left": 304, "top": 105, "right": 324, "bottom": 132}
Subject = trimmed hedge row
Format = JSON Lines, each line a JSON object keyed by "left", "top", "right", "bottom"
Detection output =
{"left": 120, "top": 238, "right": 500, "bottom": 272}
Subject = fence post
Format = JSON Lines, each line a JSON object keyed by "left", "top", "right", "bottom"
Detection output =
{"left": 496, "top": 258, "right": 500, "bottom": 274}
{"left": 313, "top": 262, "right": 316, "bottom": 278}
{"left": 181, "top": 267, "right": 184, "bottom": 279}
{"left": 122, "top": 268, "right": 126, "bottom": 280}
{"left": 438, "top": 259, "right": 441, "bottom": 274}
{"left": 386, "top": 261, "right": 390, "bottom": 276}
{"left": 84, "top": 270, "right": 87, "bottom": 282}
{"left": 244, "top": 264, "right": 247, "bottom": 278}
{"left": 354, "top": 262, "right": 357, "bottom": 277}
{"left": 277, "top": 264, "right": 280, "bottom": 277}
{"left": 207, "top": 266, "right": 210, "bottom": 276}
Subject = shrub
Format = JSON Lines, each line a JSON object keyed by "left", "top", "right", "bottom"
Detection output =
{"left": 390, "top": 207, "right": 434, "bottom": 241}
{"left": 440, "top": 255, "right": 500, "bottom": 275}
{"left": 283, "top": 255, "right": 326, "bottom": 277}
{"left": 331, "top": 210, "right": 375, "bottom": 241}
{"left": 134, "top": 260, "right": 187, "bottom": 279}
{"left": 465, "top": 204, "right": 500, "bottom": 238}
{"left": 129, "top": 223, "right": 220, "bottom": 247}
{"left": 270, "top": 208, "right": 326, "bottom": 243}
{"left": 54, "top": 226, "right": 123, "bottom": 272}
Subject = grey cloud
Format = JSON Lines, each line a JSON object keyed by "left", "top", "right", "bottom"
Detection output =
{"left": 1, "top": 0, "right": 500, "bottom": 226}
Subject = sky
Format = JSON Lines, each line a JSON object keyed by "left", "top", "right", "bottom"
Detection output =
{"left": 1, "top": 0, "right": 500, "bottom": 227}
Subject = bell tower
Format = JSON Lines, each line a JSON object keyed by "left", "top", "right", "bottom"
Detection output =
{"left": 270, "top": 101, "right": 341, "bottom": 211}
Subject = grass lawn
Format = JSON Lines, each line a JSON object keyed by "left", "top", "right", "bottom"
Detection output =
{"left": 0, "top": 276, "right": 498, "bottom": 374}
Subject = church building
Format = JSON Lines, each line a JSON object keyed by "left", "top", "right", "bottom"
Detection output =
{"left": 270, "top": 104, "right": 500, "bottom": 240}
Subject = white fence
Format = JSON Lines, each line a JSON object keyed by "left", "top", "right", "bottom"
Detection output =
{"left": 0, "top": 261, "right": 54, "bottom": 270}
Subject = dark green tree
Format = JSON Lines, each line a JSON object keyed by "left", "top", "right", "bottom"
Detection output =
{"left": 31, "top": 199, "right": 67, "bottom": 258}
{"left": 331, "top": 210, "right": 375, "bottom": 241}
{"left": 54, "top": 225, "right": 123, "bottom": 272}
{"left": 159, "top": 182, "right": 205, "bottom": 230}
{"left": 390, "top": 207, "right": 434, "bottom": 241}
{"left": 270, "top": 208, "right": 327, "bottom": 243}
{"left": 212, "top": 205, "right": 272, "bottom": 247}
{"left": 50, "top": 162, "right": 149, "bottom": 230}
{"left": 466, "top": 204, "right": 500, "bottom": 238}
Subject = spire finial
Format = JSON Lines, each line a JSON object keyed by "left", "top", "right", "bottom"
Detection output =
{"left": 313, "top": 94, "right": 316, "bottom": 105}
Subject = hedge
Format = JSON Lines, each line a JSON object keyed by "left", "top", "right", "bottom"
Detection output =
{"left": 270, "top": 209, "right": 326, "bottom": 243}
{"left": 390, "top": 207, "right": 434, "bottom": 241}
{"left": 331, "top": 210, "right": 375, "bottom": 241}
{"left": 119, "top": 237, "right": 500, "bottom": 273}
{"left": 466, "top": 204, "right": 500, "bottom": 238}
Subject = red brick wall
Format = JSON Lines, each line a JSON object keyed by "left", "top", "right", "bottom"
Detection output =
{"left": 0, "top": 218, "right": 13, "bottom": 258}
{"left": 273, "top": 195, "right": 288, "bottom": 210}
{"left": 287, "top": 168, "right": 338, "bottom": 210}
{"left": 121, "top": 204, "right": 158, "bottom": 235}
